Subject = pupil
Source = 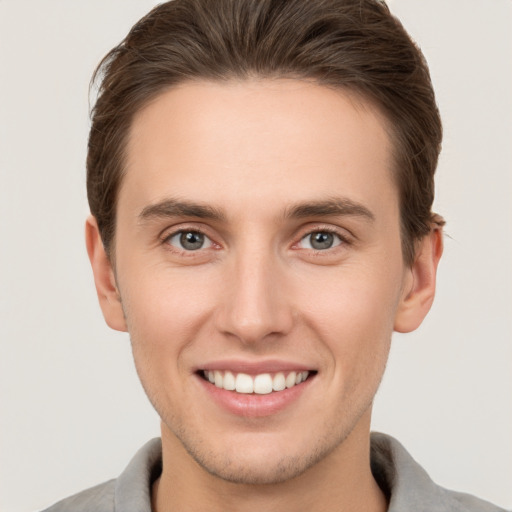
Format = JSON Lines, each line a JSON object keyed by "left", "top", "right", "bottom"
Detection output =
{"left": 311, "top": 232, "right": 333, "bottom": 250}
{"left": 180, "top": 231, "right": 204, "bottom": 250}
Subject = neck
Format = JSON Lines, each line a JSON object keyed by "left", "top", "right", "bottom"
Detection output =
{"left": 152, "top": 413, "right": 387, "bottom": 512}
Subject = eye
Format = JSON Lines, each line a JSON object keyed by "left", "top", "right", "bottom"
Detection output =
{"left": 166, "top": 230, "right": 212, "bottom": 251}
{"left": 298, "top": 231, "right": 343, "bottom": 250}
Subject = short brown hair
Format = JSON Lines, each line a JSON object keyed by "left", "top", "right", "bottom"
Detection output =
{"left": 87, "top": 0, "right": 443, "bottom": 265}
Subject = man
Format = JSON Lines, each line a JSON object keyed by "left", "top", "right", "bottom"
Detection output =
{"left": 42, "top": 0, "right": 506, "bottom": 510}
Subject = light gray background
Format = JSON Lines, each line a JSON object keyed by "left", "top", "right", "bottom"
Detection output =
{"left": 1, "top": 1, "right": 511, "bottom": 511}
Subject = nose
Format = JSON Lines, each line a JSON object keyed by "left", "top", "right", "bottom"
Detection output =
{"left": 214, "top": 247, "right": 294, "bottom": 345}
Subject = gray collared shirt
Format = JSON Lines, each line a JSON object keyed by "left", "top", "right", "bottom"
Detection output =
{"left": 42, "top": 433, "right": 506, "bottom": 511}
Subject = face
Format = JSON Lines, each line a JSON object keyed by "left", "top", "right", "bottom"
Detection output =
{"left": 89, "top": 79, "right": 438, "bottom": 485}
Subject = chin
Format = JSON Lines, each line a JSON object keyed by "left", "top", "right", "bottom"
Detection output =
{"left": 194, "top": 449, "right": 324, "bottom": 485}
{"left": 176, "top": 428, "right": 338, "bottom": 485}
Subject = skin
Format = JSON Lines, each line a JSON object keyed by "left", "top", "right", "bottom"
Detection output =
{"left": 86, "top": 79, "right": 442, "bottom": 512}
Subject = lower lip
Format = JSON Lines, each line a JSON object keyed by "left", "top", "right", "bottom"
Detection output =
{"left": 196, "top": 374, "right": 315, "bottom": 418}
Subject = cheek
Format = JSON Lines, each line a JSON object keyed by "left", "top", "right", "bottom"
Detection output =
{"left": 301, "top": 263, "right": 402, "bottom": 323}
{"left": 295, "top": 265, "right": 402, "bottom": 367}
{"left": 119, "top": 269, "right": 219, "bottom": 416}
{"left": 119, "top": 266, "right": 218, "bottom": 363}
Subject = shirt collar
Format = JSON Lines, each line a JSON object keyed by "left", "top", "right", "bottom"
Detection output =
{"left": 112, "top": 433, "right": 482, "bottom": 512}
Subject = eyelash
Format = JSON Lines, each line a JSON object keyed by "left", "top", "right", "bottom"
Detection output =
{"left": 294, "top": 226, "right": 351, "bottom": 253}
{"left": 160, "top": 226, "right": 218, "bottom": 255}
{"left": 159, "top": 225, "right": 352, "bottom": 256}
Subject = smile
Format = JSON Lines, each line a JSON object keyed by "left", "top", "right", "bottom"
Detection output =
{"left": 201, "top": 370, "right": 312, "bottom": 394}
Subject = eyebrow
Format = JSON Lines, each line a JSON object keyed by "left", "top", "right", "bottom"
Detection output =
{"left": 138, "top": 196, "right": 375, "bottom": 223}
{"left": 284, "top": 197, "right": 375, "bottom": 222}
{"left": 138, "top": 198, "right": 226, "bottom": 222}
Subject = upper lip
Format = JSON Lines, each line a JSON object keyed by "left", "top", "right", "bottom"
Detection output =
{"left": 195, "top": 359, "right": 315, "bottom": 374}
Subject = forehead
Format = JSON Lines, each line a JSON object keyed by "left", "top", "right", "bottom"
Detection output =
{"left": 122, "top": 79, "right": 397, "bottom": 219}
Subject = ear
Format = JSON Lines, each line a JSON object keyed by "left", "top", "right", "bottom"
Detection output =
{"left": 394, "top": 227, "right": 443, "bottom": 333}
{"left": 85, "top": 215, "right": 127, "bottom": 332}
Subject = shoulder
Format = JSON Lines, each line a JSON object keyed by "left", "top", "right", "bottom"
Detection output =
{"left": 370, "top": 432, "right": 507, "bottom": 512}
{"left": 40, "top": 479, "right": 116, "bottom": 512}
{"left": 40, "top": 438, "right": 162, "bottom": 512}
{"left": 444, "top": 488, "right": 509, "bottom": 512}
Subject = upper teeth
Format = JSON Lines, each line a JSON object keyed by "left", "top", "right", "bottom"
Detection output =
{"left": 203, "top": 370, "right": 310, "bottom": 394}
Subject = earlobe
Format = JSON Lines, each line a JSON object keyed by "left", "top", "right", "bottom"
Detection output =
{"left": 394, "top": 228, "right": 443, "bottom": 333}
{"left": 85, "top": 215, "right": 128, "bottom": 332}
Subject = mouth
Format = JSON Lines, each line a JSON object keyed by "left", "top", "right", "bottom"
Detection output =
{"left": 195, "top": 363, "right": 317, "bottom": 417}
{"left": 199, "top": 369, "right": 316, "bottom": 394}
